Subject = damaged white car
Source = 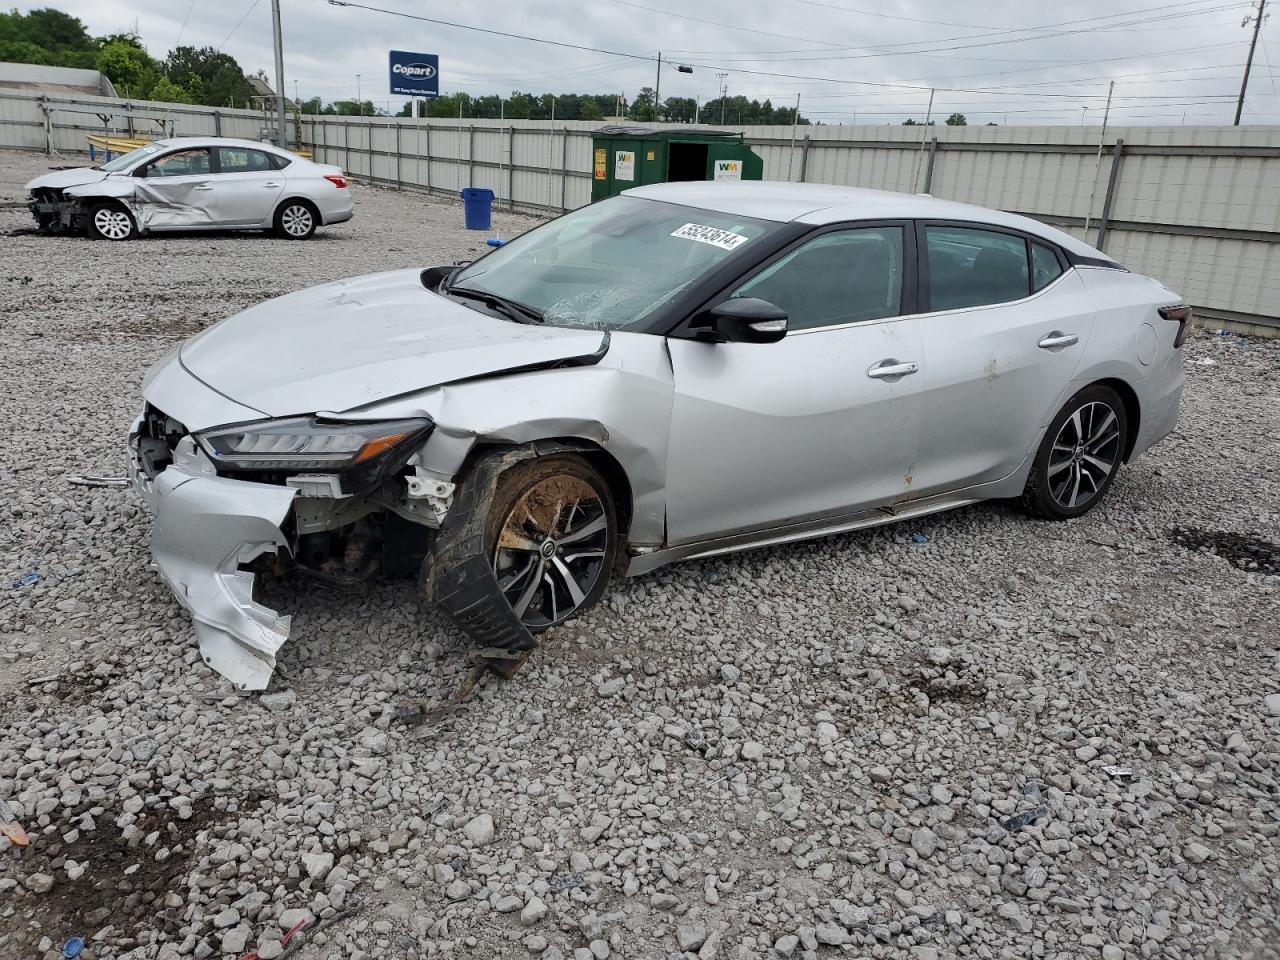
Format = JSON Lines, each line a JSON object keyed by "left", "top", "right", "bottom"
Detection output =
{"left": 129, "top": 183, "right": 1186, "bottom": 690}
{"left": 26, "top": 136, "right": 352, "bottom": 240}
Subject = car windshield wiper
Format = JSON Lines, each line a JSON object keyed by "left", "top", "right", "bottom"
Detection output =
{"left": 448, "top": 286, "right": 544, "bottom": 324}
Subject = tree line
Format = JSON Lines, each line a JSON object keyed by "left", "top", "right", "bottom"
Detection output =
{"left": 308, "top": 87, "right": 811, "bottom": 125}
{"left": 1, "top": 7, "right": 259, "bottom": 106}
{"left": 4, "top": 7, "right": 814, "bottom": 126}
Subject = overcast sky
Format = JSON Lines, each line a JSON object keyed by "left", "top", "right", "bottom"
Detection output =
{"left": 26, "top": 0, "right": 1280, "bottom": 124}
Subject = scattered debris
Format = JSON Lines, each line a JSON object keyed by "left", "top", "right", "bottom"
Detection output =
{"left": 0, "top": 796, "right": 28, "bottom": 846}
{"left": 1103, "top": 764, "right": 1140, "bottom": 781}
{"left": 1002, "top": 806, "right": 1048, "bottom": 832}
{"left": 1188, "top": 357, "right": 1217, "bottom": 366}
{"left": 7, "top": 570, "right": 39, "bottom": 588}
{"left": 62, "top": 937, "right": 85, "bottom": 958}
{"left": 549, "top": 871, "right": 587, "bottom": 893}
{"left": 911, "top": 533, "right": 929, "bottom": 544}
{"left": 66, "top": 475, "right": 130, "bottom": 488}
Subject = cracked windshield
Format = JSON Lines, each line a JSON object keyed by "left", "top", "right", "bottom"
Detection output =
{"left": 448, "top": 195, "right": 778, "bottom": 330}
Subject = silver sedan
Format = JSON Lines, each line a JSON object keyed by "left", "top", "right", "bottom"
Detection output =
{"left": 26, "top": 136, "right": 353, "bottom": 240}
{"left": 129, "top": 182, "right": 1186, "bottom": 689}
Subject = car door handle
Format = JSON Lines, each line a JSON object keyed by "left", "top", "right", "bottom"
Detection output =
{"left": 867, "top": 359, "right": 919, "bottom": 379}
{"left": 193, "top": 184, "right": 213, "bottom": 191}
{"left": 1038, "top": 331, "right": 1079, "bottom": 349}
{"left": 262, "top": 182, "right": 281, "bottom": 188}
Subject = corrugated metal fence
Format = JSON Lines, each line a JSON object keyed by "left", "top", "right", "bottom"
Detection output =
{"left": 2, "top": 89, "right": 1278, "bottom": 330}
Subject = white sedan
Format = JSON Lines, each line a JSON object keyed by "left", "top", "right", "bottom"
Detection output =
{"left": 25, "top": 136, "right": 353, "bottom": 240}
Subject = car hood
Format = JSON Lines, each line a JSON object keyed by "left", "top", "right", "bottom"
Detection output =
{"left": 178, "top": 269, "right": 608, "bottom": 417}
{"left": 25, "top": 167, "right": 113, "bottom": 191}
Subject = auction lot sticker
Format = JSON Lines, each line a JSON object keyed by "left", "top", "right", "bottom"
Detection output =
{"left": 670, "top": 222, "right": 751, "bottom": 251}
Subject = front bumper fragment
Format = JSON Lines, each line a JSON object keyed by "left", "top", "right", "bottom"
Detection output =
{"left": 147, "top": 464, "right": 298, "bottom": 691}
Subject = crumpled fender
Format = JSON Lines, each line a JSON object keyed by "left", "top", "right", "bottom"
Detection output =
{"left": 64, "top": 179, "right": 138, "bottom": 201}
{"left": 150, "top": 466, "right": 297, "bottom": 691}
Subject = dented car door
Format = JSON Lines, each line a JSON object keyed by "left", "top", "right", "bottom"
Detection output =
{"left": 132, "top": 147, "right": 217, "bottom": 229}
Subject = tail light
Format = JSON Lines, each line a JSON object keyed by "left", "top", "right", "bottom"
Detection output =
{"left": 1158, "top": 304, "right": 1192, "bottom": 348}
{"left": 323, "top": 174, "right": 348, "bottom": 188}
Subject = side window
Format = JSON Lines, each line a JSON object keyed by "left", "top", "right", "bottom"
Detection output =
{"left": 268, "top": 152, "right": 292, "bottom": 170}
{"left": 1031, "top": 242, "right": 1065, "bottom": 291}
{"left": 925, "top": 226, "right": 1029, "bottom": 312}
{"left": 731, "top": 226, "right": 904, "bottom": 332}
{"left": 216, "top": 147, "right": 274, "bottom": 173}
{"left": 141, "top": 148, "right": 211, "bottom": 178}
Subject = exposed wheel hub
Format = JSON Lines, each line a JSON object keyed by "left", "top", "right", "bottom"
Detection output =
{"left": 492, "top": 474, "right": 610, "bottom": 629}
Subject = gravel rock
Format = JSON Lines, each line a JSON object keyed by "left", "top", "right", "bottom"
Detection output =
{"left": 301, "top": 851, "right": 334, "bottom": 881}
{"left": 677, "top": 922, "right": 707, "bottom": 951}
{"left": 463, "top": 813, "right": 495, "bottom": 845}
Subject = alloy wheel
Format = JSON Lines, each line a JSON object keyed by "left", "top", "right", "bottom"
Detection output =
{"left": 280, "top": 205, "right": 313, "bottom": 237}
{"left": 491, "top": 475, "right": 610, "bottom": 628}
{"left": 1047, "top": 400, "right": 1122, "bottom": 509}
{"left": 94, "top": 207, "right": 132, "bottom": 240}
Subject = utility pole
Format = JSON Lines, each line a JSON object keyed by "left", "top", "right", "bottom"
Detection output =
{"left": 717, "top": 73, "right": 728, "bottom": 125}
{"left": 1084, "top": 80, "right": 1115, "bottom": 233}
{"left": 1234, "top": 0, "right": 1268, "bottom": 125}
{"left": 355, "top": 74, "right": 362, "bottom": 114}
{"left": 787, "top": 93, "right": 801, "bottom": 181}
{"left": 270, "top": 0, "right": 287, "bottom": 147}
{"left": 654, "top": 52, "right": 662, "bottom": 122}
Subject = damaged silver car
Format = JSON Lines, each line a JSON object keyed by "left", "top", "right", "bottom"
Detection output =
{"left": 129, "top": 182, "right": 1186, "bottom": 689}
{"left": 26, "top": 137, "right": 352, "bottom": 240}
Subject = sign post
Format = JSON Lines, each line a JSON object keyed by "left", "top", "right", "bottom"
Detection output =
{"left": 389, "top": 51, "right": 439, "bottom": 99}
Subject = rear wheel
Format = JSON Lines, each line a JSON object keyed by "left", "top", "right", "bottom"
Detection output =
{"left": 88, "top": 201, "right": 136, "bottom": 240}
{"left": 274, "top": 200, "right": 317, "bottom": 239}
{"left": 1019, "top": 384, "right": 1128, "bottom": 520}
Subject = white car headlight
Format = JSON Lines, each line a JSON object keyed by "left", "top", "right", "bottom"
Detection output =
{"left": 196, "top": 417, "right": 431, "bottom": 470}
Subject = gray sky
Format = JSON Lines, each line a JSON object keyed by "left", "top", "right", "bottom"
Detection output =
{"left": 28, "top": 0, "right": 1280, "bottom": 124}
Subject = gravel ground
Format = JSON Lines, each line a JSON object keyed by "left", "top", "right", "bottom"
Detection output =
{"left": 1, "top": 146, "right": 1278, "bottom": 960}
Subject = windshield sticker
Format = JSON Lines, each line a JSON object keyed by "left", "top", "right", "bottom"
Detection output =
{"left": 671, "top": 222, "right": 750, "bottom": 251}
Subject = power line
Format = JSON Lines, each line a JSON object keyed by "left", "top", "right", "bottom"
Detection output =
{"left": 218, "top": 0, "right": 261, "bottom": 51}
{"left": 659, "top": 0, "right": 1249, "bottom": 58}
{"left": 325, "top": 0, "right": 1241, "bottom": 103}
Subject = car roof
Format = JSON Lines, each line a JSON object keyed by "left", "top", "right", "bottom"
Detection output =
{"left": 153, "top": 136, "right": 295, "bottom": 156}
{"left": 623, "top": 181, "right": 1104, "bottom": 259}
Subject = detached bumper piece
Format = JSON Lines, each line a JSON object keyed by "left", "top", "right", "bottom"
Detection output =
{"left": 150, "top": 467, "right": 298, "bottom": 691}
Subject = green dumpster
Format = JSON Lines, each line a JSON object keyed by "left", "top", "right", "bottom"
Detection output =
{"left": 590, "top": 125, "right": 764, "bottom": 202}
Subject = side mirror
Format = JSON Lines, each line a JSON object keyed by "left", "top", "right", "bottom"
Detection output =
{"left": 693, "top": 297, "right": 788, "bottom": 344}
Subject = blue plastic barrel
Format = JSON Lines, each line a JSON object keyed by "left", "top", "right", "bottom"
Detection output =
{"left": 460, "top": 188, "right": 495, "bottom": 230}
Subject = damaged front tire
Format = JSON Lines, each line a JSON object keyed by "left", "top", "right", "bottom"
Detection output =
{"left": 425, "top": 451, "right": 617, "bottom": 660}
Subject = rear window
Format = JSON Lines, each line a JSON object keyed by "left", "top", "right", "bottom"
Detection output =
{"left": 925, "top": 225, "right": 1030, "bottom": 312}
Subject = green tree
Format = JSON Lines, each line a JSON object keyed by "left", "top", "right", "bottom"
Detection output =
{"left": 629, "top": 86, "right": 657, "bottom": 121}
{"left": 95, "top": 37, "right": 157, "bottom": 97}
{"left": 163, "top": 45, "right": 253, "bottom": 107}
{"left": 945, "top": 112, "right": 967, "bottom": 126}
{"left": 579, "top": 99, "right": 602, "bottom": 121}
{"left": 145, "top": 75, "right": 196, "bottom": 104}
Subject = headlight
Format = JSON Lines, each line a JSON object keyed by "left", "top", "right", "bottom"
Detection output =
{"left": 196, "top": 417, "right": 431, "bottom": 470}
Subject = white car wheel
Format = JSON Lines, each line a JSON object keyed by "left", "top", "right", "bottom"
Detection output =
{"left": 276, "top": 202, "right": 316, "bottom": 239}
{"left": 90, "top": 203, "right": 135, "bottom": 241}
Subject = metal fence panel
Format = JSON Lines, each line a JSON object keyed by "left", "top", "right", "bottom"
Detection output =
{"left": 2, "top": 90, "right": 1278, "bottom": 327}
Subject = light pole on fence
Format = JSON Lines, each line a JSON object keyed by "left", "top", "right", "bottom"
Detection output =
{"left": 270, "top": 0, "right": 287, "bottom": 147}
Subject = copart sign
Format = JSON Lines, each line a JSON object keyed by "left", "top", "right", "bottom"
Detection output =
{"left": 389, "top": 51, "right": 439, "bottom": 97}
